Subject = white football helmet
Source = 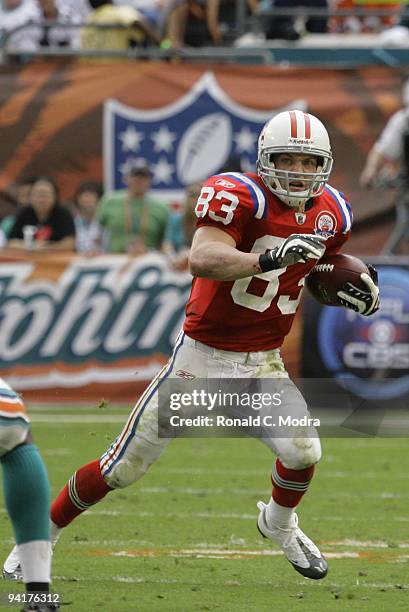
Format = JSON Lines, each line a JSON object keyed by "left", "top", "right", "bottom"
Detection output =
{"left": 257, "top": 110, "right": 333, "bottom": 209}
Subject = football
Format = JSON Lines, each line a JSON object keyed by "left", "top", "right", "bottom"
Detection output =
{"left": 306, "top": 253, "right": 370, "bottom": 306}
{"left": 176, "top": 112, "right": 231, "bottom": 184}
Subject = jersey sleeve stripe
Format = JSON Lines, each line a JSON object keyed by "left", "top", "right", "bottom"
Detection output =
{"left": 0, "top": 392, "right": 21, "bottom": 402}
{"left": 0, "top": 410, "right": 29, "bottom": 422}
{"left": 0, "top": 387, "right": 20, "bottom": 399}
{"left": 325, "top": 185, "right": 353, "bottom": 233}
{"left": 222, "top": 173, "right": 266, "bottom": 219}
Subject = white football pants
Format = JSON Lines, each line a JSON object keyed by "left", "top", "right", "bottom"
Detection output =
{"left": 99, "top": 332, "right": 321, "bottom": 489}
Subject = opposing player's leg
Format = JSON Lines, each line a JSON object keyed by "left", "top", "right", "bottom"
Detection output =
{"left": 0, "top": 383, "right": 55, "bottom": 606}
{"left": 6, "top": 333, "right": 212, "bottom": 568}
{"left": 3, "top": 348, "right": 179, "bottom": 578}
{"left": 254, "top": 374, "right": 327, "bottom": 579}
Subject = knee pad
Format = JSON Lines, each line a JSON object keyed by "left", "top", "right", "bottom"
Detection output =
{"left": 102, "top": 435, "right": 167, "bottom": 489}
{"left": 279, "top": 434, "right": 322, "bottom": 469}
{"left": 103, "top": 456, "right": 147, "bottom": 489}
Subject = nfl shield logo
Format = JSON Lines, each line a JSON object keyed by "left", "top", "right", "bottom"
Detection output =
{"left": 103, "top": 72, "right": 306, "bottom": 201}
{"left": 295, "top": 212, "right": 306, "bottom": 225}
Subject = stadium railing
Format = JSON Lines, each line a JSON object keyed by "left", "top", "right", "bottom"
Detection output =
{"left": 234, "top": 1, "right": 408, "bottom": 38}
{"left": 0, "top": 4, "right": 409, "bottom": 67}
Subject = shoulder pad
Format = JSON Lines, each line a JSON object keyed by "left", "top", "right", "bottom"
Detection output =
{"left": 209, "top": 172, "right": 267, "bottom": 219}
{"left": 324, "top": 185, "right": 353, "bottom": 234}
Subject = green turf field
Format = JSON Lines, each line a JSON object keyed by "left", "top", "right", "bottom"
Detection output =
{"left": 0, "top": 405, "right": 409, "bottom": 611}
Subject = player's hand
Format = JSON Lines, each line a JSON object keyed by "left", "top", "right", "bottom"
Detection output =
{"left": 337, "top": 264, "right": 380, "bottom": 316}
{"left": 259, "top": 234, "right": 326, "bottom": 272}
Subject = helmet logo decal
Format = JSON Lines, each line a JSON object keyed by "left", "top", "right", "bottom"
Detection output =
{"left": 289, "top": 110, "right": 311, "bottom": 139}
{"left": 289, "top": 111, "right": 298, "bottom": 138}
{"left": 304, "top": 112, "right": 311, "bottom": 138}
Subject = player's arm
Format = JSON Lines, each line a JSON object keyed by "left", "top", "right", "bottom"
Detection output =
{"left": 189, "top": 226, "right": 260, "bottom": 281}
{"left": 189, "top": 226, "right": 327, "bottom": 282}
{"left": 359, "top": 147, "right": 399, "bottom": 188}
{"left": 360, "top": 112, "right": 402, "bottom": 188}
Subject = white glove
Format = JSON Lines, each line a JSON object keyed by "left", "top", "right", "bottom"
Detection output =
{"left": 259, "top": 234, "right": 326, "bottom": 272}
{"left": 337, "top": 266, "right": 380, "bottom": 316}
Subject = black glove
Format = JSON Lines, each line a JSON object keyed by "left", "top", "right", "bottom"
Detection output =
{"left": 259, "top": 234, "right": 326, "bottom": 272}
{"left": 337, "top": 264, "right": 380, "bottom": 316}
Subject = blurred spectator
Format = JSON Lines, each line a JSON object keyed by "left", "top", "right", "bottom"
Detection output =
{"left": 0, "top": 0, "right": 89, "bottom": 54}
{"left": 379, "top": 25, "right": 409, "bottom": 47}
{"left": 15, "top": 176, "right": 37, "bottom": 207}
{"left": 164, "top": 182, "right": 202, "bottom": 271}
{"left": 8, "top": 177, "right": 76, "bottom": 251}
{"left": 164, "top": 181, "right": 201, "bottom": 258}
{"left": 0, "top": 189, "right": 18, "bottom": 222}
{"left": 0, "top": 176, "right": 37, "bottom": 238}
{"left": 80, "top": 0, "right": 161, "bottom": 51}
{"left": 360, "top": 79, "right": 409, "bottom": 189}
{"left": 166, "top": 0, "right": 258, "bottom": 48}
{"left": 379, "top": 4, "right": 409, "bottom": 47}
{"left": 72, "top": 181, "right": 108, "bottom": 254}
{"left": 0, "top": 0, "right": 39, "bottom": 53}
{"left": 0, "top": 189, "right": 18, "bottom": 248}
{"left": 114, "top": 0, "right": 175, "bottom": 31}
{"left": 34, "top": 0, "right": 90, "bottom": 49}
{"left": 96, "top": 160, "right": 169, "bottom": 254}
{"left": 264, "top": 0, "right": 328, "bottom": 41}
{"left": 330, "top": 1, "right": 401, "bottom": 34}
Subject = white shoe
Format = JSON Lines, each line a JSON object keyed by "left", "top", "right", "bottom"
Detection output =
{"left": 2, "top": 545, "right": 22, "bottom": 581}
{"left": 257, "top": 501, "right": 328, "bottom": 580}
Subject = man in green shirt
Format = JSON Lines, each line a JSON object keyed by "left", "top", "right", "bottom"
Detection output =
{"left": 97, "top": 160, "right": 169, "bottom": 254}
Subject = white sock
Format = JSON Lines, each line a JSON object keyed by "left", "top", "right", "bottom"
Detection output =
{"left": 51, "top": 520, "right": 63, "bottom": 548}
{"left": 3, "top": 544, "right": 19, "bottom": 573}
{"left": 265, "top": 497, "right": 295, "bottom": 529}
{"left": 17, "top": 541, "right": 51, "bottom": 584}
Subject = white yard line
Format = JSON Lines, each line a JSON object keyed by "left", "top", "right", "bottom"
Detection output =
{"left": 133, "top": 486, "right": 409, "bottom": 498}
{"left": 31, "top": 414, "right": 127, "bottom": 423}
{"left": 88, "top": 548, "right": 360, "bottom": 561}
{"left": 51, "top": 573, "right": 409, "bottom": 589}
{"left": 323, "top": 539, "right": 409, "bottom": 548}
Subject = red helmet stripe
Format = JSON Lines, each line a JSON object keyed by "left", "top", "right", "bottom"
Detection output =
{"left": 303, "top": 113, "right": 311, "bottom": 139}
{"left": 289, "top": 111, "right": 297, "bottom": 138}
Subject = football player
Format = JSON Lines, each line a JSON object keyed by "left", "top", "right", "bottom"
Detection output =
{"left": 0, "top": 379, "right": 57, "bottom": 611}
{"left": 4, "top": 110, "right": 379, "bottom": 582}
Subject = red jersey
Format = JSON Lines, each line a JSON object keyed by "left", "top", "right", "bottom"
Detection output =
{"left": 183, "top": 172, "right": 352, "bottom": 351}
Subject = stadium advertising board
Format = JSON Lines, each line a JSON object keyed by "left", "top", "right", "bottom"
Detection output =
{"left": 0, "top": 252, "right": 191, "bottom": 402}
{"left": 303, "top": 258, "right": 409, "bottom": 405}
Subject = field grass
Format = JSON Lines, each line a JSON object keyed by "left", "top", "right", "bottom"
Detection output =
{"left": 0, "top": 405, "right": 409, "bottom": 611}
